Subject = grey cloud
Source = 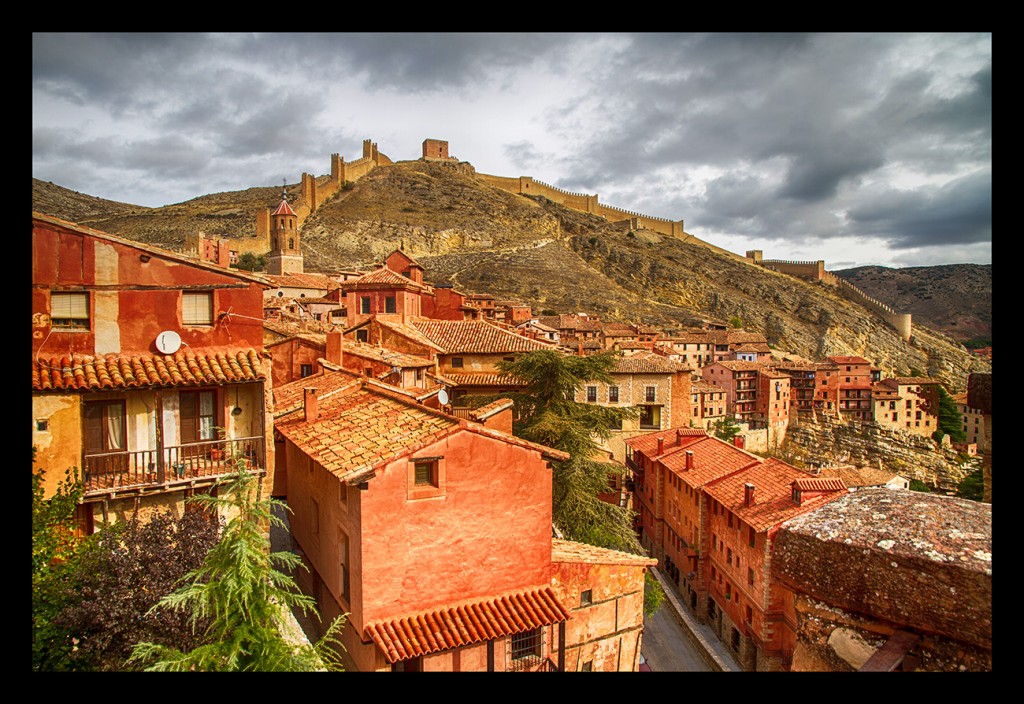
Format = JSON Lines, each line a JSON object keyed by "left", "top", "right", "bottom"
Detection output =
{"left": 846, "top": 169, "right": 991, "bottom": 248}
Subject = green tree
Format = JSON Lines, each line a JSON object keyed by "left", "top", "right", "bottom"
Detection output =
{"left": 233, "top": 252, "right": 266, "bottom": 272}
{"left": 32, "top": 449, "right": 85, "bottom": 672}
{"left": 955, "top": 465, "right": 985, "bottom": 501}
{"left": 712, "top": 416, "right": 742, "bottom": 443}
{"left": 932, "top": 386, "right": 966, "bottom": 444}
{"left": 129, "top": 465, "right": 347, "bottom": 672}
{"left": 728, "top": 316, "right": 743, "bottom": 329}
{"left": 495, "top": 349, "right": 642, "bottom": 555}
{"left": 55, "top": 509, "right": 221, "bottom": 671}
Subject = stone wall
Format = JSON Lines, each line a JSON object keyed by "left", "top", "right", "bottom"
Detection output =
{"left": 781, "top": 414, "right": 972, "bottom": 492}
{"left": 772, "top": 489, "right": 991, "bottom": 671}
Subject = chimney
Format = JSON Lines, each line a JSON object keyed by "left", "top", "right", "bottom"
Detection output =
{"left": 744, "top": 483, "right": 755, "bottom": 507}
{"left": 685, "top": 450, "right": 694, "bottom": 471}
{"left": 676, "top": 429, "right": 683, "bottom": 446}
{"left": 303, "top": 387, "right": 318, "bottom": 422}
{"left": 326, "top": 330, "right": 344, "bottom": 365}
{"left": 657, "top": 438, "right": 664, "bottom": 455}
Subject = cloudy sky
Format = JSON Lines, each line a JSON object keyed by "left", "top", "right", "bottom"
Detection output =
{"left": 33, "top": 32, "right": 991, "bottom": 270}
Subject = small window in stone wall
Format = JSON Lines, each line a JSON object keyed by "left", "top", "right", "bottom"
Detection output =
{"left": 580, "top": 589, "right": 593, "bottom": 606}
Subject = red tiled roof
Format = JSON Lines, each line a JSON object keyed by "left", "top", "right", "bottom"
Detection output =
{"left": 624, "top": 428, "right": 708, "bottom": 456}
{"left": 827, "top": 355, "right": 870, "bottom": 364}
{"left": 364, "top": 587, "right": 571, "bottom": 664}
{"left": 275, "top": 379, "right": 566, "bottom": 481}
{"left": 411, "top": 319, "right": 555, "bottom": 354}
{"left": 275, "top": 381, "right": 459, "bottom": 481}
{"left": 340, "top": 266, "right": 432, "bottom": 291}
{"left": 691, "top": 380, "right": 726, "bottom": 394}
{"left": 711, "top": 360, "right": 764, "bottom": 371}
{"left": 793, "top": 476, "right": 846, "bottom": 492}
{"left": 33, "top": 349, "right": 265, "bottom": 391}
{"left": 704, "top": 458, "right": 847, "bottom": 531}
{"left": 272, "top": 199, "right": 296, "bottom": 216}
{"left": 271, "top": 369, "right": 362, "bottom": 417}
{"left": 893, "top": 377, "right": 939, "bottom": 385}
{"left": 444, "top": 372, "right": 527, "bottom": 387}
{"left": 469, "top": 398, "right": 515, "bottom": 421}
{"left": 611, "top": 352, "right": 689, "bottom": 374}
{"left": 551, "top": 539, "right": 658, "bottom": 566}
{"left": 659, "top": 436, "right": 761, "bottom": 486}
{"left": 371, "top": 317, "right": 447, "bottom": 353}
{"left": 264, "top": 272, "right": 341, "bottom": 292}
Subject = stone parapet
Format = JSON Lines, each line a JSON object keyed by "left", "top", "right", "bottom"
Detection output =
{"left": 772, "top": 489, "right": 991, "bottom": 661}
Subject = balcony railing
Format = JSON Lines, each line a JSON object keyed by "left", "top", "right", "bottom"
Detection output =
{"left": 81, "top": 436, "right": 265, "bottom": 497}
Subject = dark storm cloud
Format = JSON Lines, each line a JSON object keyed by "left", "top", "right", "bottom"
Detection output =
{"left": 307, "top": 33, "right": 571, "bottom": 92}
{"left": 845, "top": 169, "right": 991, "bottom": 248}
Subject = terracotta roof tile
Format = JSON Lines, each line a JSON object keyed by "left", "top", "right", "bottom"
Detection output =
{"left": 550, "top": 539, "right": 658, "bottom": 566}
{"left": 341, "top": 266, "right": 433, "bottom": 291}
{"left": 372, "top": 317, "right": 447, "bottom": 353}
{"left": 411, "top": 319, "right": 555, "bottom": 354}
{"left": 827, "top": 355, "right": 871, "bottom": 365}
{"left": 271, "top": 369, "right": 362, "bottom": 417}
{"left": 659, "top": 436, "right": 761, "bottom": 486}
{"left": 704, "top": 458, "right": 847, "bottom": 531}
{"left": 364, "top": 587, "right": 570, "bottom": 664}
{"left": 611, "top": 352, "right": 689, "bottom": 374}
{"left": 444, "top": 372, "right": 526, "bottom": 387}
{"left": 33, "top": 349, "right": 265, "bottom": 392}
{"left": 469, "top": 398, "right": 515, "bottom": 421}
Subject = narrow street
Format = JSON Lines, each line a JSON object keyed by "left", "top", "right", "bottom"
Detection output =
{"left": 642, "top": 602, "right": 714, "bottom": 672}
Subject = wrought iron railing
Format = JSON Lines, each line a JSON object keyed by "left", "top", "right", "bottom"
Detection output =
{"left": 81, "top": 436, "right": 264, "bottom": 496}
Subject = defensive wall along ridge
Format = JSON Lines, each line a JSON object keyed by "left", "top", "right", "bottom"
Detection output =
{"left": 194, "top": 137, "right": 912, "bottom": 340}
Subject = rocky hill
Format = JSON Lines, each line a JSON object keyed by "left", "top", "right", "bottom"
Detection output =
{"left": 31, "top": 162, "right": 991, "bottom": 394}
{"left": 833, "top": 264, "right": 991, "bottom": 344}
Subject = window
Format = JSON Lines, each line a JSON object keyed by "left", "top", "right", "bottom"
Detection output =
{"left": 727, "top": 548, "right": 732, "bottom": 565}
{"left": 180, "top": 389, "right": 217, "bottom": 443}
{"left": 451, "top": 357, "right": 464, "bottom": 368}
{"left": 748, "top": 527, "right": 756, "bottom": 548}
{"left": 51, "top": 292, "right": 90, "bottom": 330}
{"left": 581, "top": 660, "right": 593, "bottom": 672}
{"left": 356, "top": 329, "right": 369, "bottom": 343}
{"left": 645, "top": 386, "right": 657, "bottom": 403}
{"left": 183, "top": 292, "right": 213, "bottom": 325}
{"left": 384, "top": 295, "right": 396, "bottom": 314}
{"left": 609, "top": 386, "right": 619, "bottom": 403}
{"left": 509, "top": 628, "right": 543, "bottom": 669}
{"left": 300, "top": 364, "right": 313, "bottom": 378}
{"left": 727, "top": 512, "right": 733, "bottom": 528}
{"left": 639, "top": 405, "right": 661, "bottom": 429}
{"left": 83, "top": 400, "right": 127, "bottom": 463}
{"left": 360, "top": 296, "right": 371, "bottom": 314}
{"left": 580, "top": 589, "right": 593, "bottom": 606}
{"left": 339, "top": 529, "right": 350, "bottom": 602}
{"left": 587, "top": 386, "right": 597, "bottom": 402}
{"left": 748, "top": 567, "right": 755, "bottom": 586}
{"left": 414, "top": 460, "right": 436, "bottom": 486}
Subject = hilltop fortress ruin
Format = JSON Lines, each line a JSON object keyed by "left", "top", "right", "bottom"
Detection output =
{"left": 188, "top": 137, "right": 912, "bottom": 341}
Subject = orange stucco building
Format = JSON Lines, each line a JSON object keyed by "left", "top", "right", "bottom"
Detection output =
{"left": 273, "top": 375, "right": 655, "bottom": 671}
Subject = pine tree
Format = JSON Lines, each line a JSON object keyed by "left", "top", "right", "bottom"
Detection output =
{"left": 494, "top": 349, "right": 642, "bottom": 554}
{"left": 129, "top": 463, "right": 347, "bottom": 672}
{"left": 933, "top": 385, "right": 966, "bottom": 444}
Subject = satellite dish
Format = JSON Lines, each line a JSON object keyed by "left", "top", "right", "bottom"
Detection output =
{"left": 155, "top": 330, "right": 182, "bottom": 354}
{"left": 437, "top": 389, "right": 450, "bottom": 406}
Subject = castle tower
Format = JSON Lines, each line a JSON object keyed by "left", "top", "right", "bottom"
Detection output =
{"left": 267, "top": 185, "right": 304, "bottom": 275}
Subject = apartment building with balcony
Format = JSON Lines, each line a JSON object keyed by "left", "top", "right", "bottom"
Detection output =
{"left": 32, "top": 213, "right": 273, "bottom": 529}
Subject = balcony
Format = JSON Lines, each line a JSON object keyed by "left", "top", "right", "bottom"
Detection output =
{"left": 81, "top": 436, "right": 265, "bottom": 499}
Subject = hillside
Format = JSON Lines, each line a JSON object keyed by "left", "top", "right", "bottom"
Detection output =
{"left": 833, "top": 264, "right": 991, "bottom": 343}
{"left": 31, "top": 163, "right": 991, "bottom": 394}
